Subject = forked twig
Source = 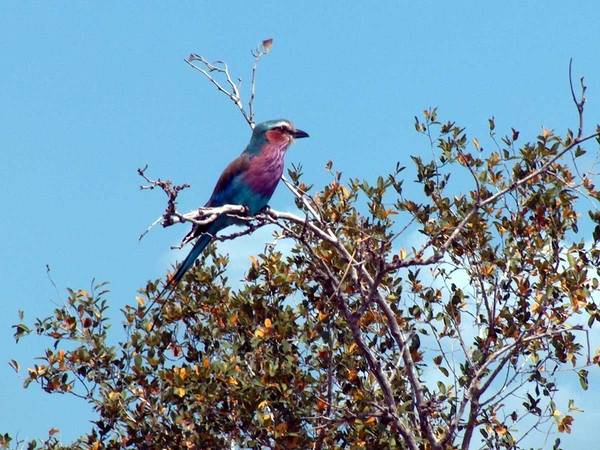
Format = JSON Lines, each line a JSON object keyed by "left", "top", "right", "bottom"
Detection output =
{"left": 569, "top": 58, "right": 587, "bottom": 140}
{"left": 185, "top": 38, "right": 273, "bottom": 129}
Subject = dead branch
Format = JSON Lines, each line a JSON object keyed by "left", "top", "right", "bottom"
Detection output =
{"left": 185, "top": 38, "right": 273, "bottom": 129}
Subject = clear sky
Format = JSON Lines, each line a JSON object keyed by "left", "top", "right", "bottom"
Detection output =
{"left": 2, "top": 2, "right": 599, "bottom": 447}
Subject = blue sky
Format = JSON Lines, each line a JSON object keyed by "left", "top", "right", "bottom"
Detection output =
{"left": 2, "top": 2, "right": 599, "bottom": 447}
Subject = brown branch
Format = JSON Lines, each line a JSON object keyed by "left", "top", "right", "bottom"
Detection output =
{"left": 265, "top": 181, "right": 442, "bottom": 448}
{"left": 285, "top": 230, "right": 420, "bottom": 450}
{"left": 295, "top": 211, "right": 438, "bottom": 448}
{"left": 569, "top": 58, "right": 586, "bottom": 140}
{"left": 376, "top": 292, "right": 442, "bottom": 449}
{"left": 335, "top": 293, "right": 420, "bottom": 450}
{"left": 386, "top": 128, "right": 600, "bottom": 274}
{"left": 448, "top": 325, "right": 583, "bottom": 449}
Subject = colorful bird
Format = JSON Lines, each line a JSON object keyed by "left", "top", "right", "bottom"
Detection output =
{"left": 149, "top": 119, "right": 308, "bottom": 315}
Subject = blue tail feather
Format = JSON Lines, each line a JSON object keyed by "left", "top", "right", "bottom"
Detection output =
{"left": 139, "top": 231, "right": 213, "bottom": 326}
{"left": 170, "top": 232, "right": 213, "bottom": 285}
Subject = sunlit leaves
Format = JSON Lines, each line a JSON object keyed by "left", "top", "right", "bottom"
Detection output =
{"left": 8, "top": 108, "right": 600, "bottom": 449}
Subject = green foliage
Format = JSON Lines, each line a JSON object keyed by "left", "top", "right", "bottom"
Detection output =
{"left": 6, "top": 110, "right": 600, "bottom": 450}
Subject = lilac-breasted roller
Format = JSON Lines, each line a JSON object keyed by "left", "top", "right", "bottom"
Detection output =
{"left": 166, "top": 119, "right": 308, "bottom": 290}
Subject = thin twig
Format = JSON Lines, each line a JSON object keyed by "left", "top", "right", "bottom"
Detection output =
{"left": 185, "top": 55, "right": 249, "bottom": 124}
{"left": 249, "top": 39, "right": 273, "bottom": 127}
{"left": 569, "top": 58, "right": 586, "bottom": 139}
{"left": 185, "top": 39, "right": 273, "bottom": 129}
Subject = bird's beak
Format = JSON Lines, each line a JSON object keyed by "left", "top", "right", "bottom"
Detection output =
{"left": 293, "top": 128, "right": 309, "bottom": 139}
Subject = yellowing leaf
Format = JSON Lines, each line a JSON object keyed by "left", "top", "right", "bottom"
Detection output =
{"left": 258, "top": 400, "right": 270, "bottom": 411}
{"left": 135, "top": 296, "right": 145, "bottom": 306}
{"left": 473, "top": 138, "right": 480, "bottom": 150}
{"left": 363, "top": 416, "right": 376, "bottom": 425}
{"left": 400, "top": 248, "right": 406, "bottom": 259}
{"left": 481, "top": 264, "right": 494, "bottom": 276}
{"left": 264, "top": 318, "right": 272, "bottom": 328}
{"left": 249, "top": 255, "right": 259, "bottom": 269}
{"left": 262, "top": 38, "right": 273, "bottom": 53}
{"left": 275, "top": 422, "right": 288, "bottom": 432}
{"left": 174, "top": 387, "right": 185, "bottom": 397}
{"left": 78, "top": 290, "right": 88, "bottom": 297}
{"left": 558, "top": 415, "right": 574, "bottom": 433}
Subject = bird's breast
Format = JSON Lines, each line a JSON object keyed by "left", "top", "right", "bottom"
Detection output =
{"left": 242, "top": 147, "right": 286, "bottom": 201}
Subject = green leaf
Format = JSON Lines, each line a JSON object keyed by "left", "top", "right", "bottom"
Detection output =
{"left": 8, "top": 359, "right": 19, "bottom": 372}
{"left": 578, "top": 369, "right": 588, "bottom": 390}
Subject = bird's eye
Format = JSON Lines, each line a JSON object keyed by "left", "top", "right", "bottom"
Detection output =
{"left": 277, "top": 126, "right": 288, "bottom": 133}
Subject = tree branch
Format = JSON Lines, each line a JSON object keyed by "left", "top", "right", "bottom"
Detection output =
{"left": 185, "top": 38, "right": 273, "bottom": 129}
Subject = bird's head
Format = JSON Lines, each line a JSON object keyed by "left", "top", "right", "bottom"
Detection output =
{"left": 247, "top": 119, "right": 309, "bottom": 154}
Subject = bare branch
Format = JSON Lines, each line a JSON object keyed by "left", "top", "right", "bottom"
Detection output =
{"left": 280, "top": 174, "right": 323, "bottom": 222}
{"left": 185, "top": 39, "right": 273, "bottom": 129}
{"left": 569, "top": 58, "right": 587, "bottom": 139}
{"left": 138, "top": 215, "right": 162, "bottom": 243}
{"left": 248, "top": 38, "right": 273, "bottom": 127}
{"left": 185, "top": 55, "right": 250, "bottom": 125}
